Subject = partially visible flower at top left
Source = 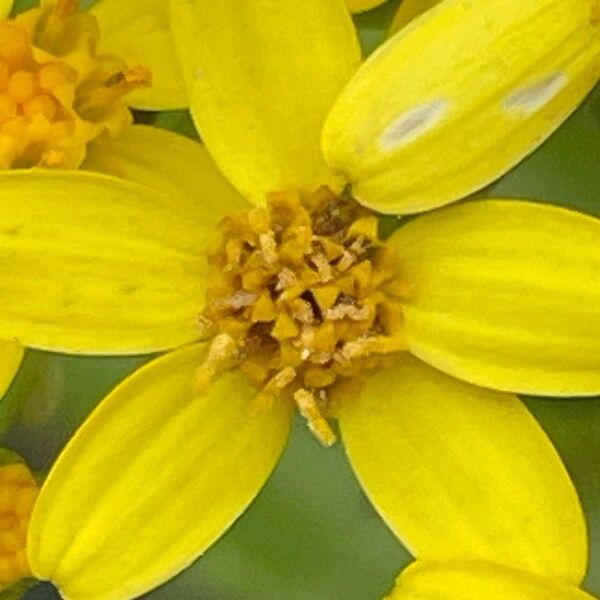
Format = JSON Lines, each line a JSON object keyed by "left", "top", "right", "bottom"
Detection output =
{"left": 0, "top": 0, "right": 152, "bottom": 170}
{"left": 0, "top": 0, "right": 185, "bottom": 402}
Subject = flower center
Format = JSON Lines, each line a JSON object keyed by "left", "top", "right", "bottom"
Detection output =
{"left": 0, "top": 0, "right": 150, "bottom": 169}
{"left": 198, "top": 187, "right": 408, "bottom": 446}
{"left": 0, "top": 462, "right": 39, "bottom": 588}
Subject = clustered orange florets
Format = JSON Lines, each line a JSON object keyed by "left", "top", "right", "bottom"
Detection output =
{"left": 0, "top": 0, "right": 150, "bottom": 169}
{"left": 0, "top": 462, "right": 39, "bottom": 587}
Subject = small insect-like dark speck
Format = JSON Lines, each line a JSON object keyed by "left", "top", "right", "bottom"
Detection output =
{"left": 105, "top": 72, "right": 125, "bottom": 87}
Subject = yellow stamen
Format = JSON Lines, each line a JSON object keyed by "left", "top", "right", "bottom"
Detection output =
{"left": 0, "top": 462, "right": 39, "bottom": 588}
{"left": 194, "top": 333, "right": 239, "bottom": 392}
{"left": 294, "top": 389, "right": 336, "bottom": 447}
{"left": 200, "top": 187, "right": 409, "bottom": 444}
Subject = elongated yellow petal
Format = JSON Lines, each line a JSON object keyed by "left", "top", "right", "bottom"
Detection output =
{"left": 389, "top": 0, "right": 441, "bottom": 33}
{"left": 83, "top": 124, "right": 246, "bottom": 210}
{"left": 388, "top": 200, "right": 600, "bottom": 396}
{"left": 0, "top": 0, "right": 12, "bottom": 18}
{"left": 0, "top": 339, "right": 23, "bottom": 398}
{"left": 169, "top": 0, "right": 361, "bottom": 204}
{"left": 339, "top": 354, "right": 587, "bottom": 584}
{"left": 388, "top": 561, "right": 596, "bottom": 600}
{"left": 346, "top": 0, "right": 387, "bottom": 13}
{"left": 29, "top": 343, "right": 291, "bottom": 600}
{"left": 322, "top": 0, "right": 600, "bottom": 214}
{"left": 91, "top": 0, "right": 187, "bottom": 110}
{"left": 0, "top": 170, "right": 220, "bottom": 354}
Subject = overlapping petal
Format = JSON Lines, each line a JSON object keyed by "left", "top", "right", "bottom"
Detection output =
{"left": 0, "top": 0, "right": 12, "bottom": 18}
{"left": 83, "top": 124, "right": 245, "bottom": 211}
{"left": 0, "top": 339, "right": 23, "bottom": 398}
{"left": 340, "top": 354, "right": 587, "bottom": 584}
{"left": 0, "top": 170, "right": 218, "bottom": 354}
{"left": 28, "top": 343, "right": 291, "bottom": 600}
{"left": 387, "top": 561, "right": 595, "bottom": 600}
{"left": 169, "top": 0, "right": 361, "bottom": 204}
{"left": 322, "top": 0, "right": 600, "bottom": 214}
{"left": 389, "top": 0, "right": 442, "bottom": 33}
{"left": 346, "top": 0, "right": 388, "bottom": 13}
{"left": 91, "top": 0, "right": 187, "bottom": 109}
{"left": 387, "top": 200, "right": 600, "bottom": 396}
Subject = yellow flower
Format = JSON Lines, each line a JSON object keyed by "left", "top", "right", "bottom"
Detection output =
{"left": 0, "top": 0, "right": 594, "bottom": 597}
{"left": 0, "top": 0, "right": 187, "bottom": 399}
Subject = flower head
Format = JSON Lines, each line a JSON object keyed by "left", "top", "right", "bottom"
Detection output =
{"left": 0, "top": 0, "right": 151, "bottom": 169}
{"left": 0, "top": 0, "right": 595, "bottom": 598}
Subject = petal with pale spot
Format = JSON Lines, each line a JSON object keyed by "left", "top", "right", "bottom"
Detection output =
{"left": 90, "top": 0, "right": 187, "bottom": 110}
{"left": 28, "top": 343, "right": 291, "bottom": 600}
{"left": 0, "top": 169, "right": 224, "bottom": 354}
{"left": 322, "top": 0, "right": 600, "bottom": 214}
{"left": 0, "top": 340, "right": 23, "bottom": 398}
{"left": 345, "top": 0, "right": 388, "bottom": 14}
{"left": 169, "top": 0, "right": 361, "bottom": 204}
{"left": 387, "top": 200, "right": 600, "bottom": 396}
{"left": 387, "top": 561, "right": 595, "bottom": 600}
{"left": 340, "top": 354, "right": 587, "bottom": 583}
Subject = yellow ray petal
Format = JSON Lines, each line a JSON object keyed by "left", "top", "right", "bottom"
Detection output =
{"left": 339, "top": 354, "right": 587, "bottom": 584}
{"left": 169, "top": 0, "right": 361, "bottom": 204}
{"left": 388, "top": 199, "right": 600, "bottom": 396}
{"left": 29, "top": 343, "right": 291, "bottom": 600}
{"left": 346, "top": 0, "right": 387, "bottom": 13}
{"left": 90, "top": 0, "right": 187, "bottom": 110}
{"left": 0, "top": 170, "right": 220, "bottom": 354}
{"left": 388, "top": 561, "right": 596, "bottom": 600}
{"left": 389, "top": 0, "right": 442, "bottom": 33}
{"left": 0, "top": 0, "right": 12, "bottom": 18}
{"left": 83, "top": 124, "right": 246, "bottom": 211}
{"left": 0, "top": 339, "right": 23, "bottom": 398}
{"left": 322, "top": 0, "right": 600, "bottom": 214}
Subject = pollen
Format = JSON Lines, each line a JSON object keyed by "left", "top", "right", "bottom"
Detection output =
{"left": 199, "top": 187, "right": 408, "bottom": 445}
{"left": 0, "top": 0, "right": 151, "bottom": 169}
{"left": 0, "top": 461, "right": 39, "bottom": 587}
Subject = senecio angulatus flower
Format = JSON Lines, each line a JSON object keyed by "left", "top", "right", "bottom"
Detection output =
{"left": 0, "top": 0, "right": 598, "bottom": 598}
{"left": 0, "top": 0, "right": 192, "bottom": 398}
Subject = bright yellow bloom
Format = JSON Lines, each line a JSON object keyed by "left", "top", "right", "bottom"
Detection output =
{"left": 0, "top": 0, "right": 594, "bottom": 598}
{"left": 0, "top": 0, "right": 187, "bottom": 400}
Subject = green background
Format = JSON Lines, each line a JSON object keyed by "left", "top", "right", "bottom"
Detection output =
{"left": 1, "top": 1, "right": 599, "bottom": 598}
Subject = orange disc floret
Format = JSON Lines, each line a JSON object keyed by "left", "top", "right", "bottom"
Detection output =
{"left": 0, "top": 462, "right": 39, "bottom": 587}
{"left": 7, "top": 70, "right": 39, "bottom": 104}
{"left": 0, "top": 1, "right": 151, "bottom": 169}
